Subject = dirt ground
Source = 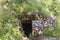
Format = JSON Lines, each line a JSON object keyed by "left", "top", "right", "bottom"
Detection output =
{"left": 32, "top": 36, "right": 59, "bottom": 40}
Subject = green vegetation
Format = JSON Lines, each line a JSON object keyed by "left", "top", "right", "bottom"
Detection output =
{"left": 0, "top": 0, "right": 60, "bottom": 40}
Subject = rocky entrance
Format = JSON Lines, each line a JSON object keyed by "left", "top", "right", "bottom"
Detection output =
{"left": 18, "top": 12, "right": 56, "bottom": 40}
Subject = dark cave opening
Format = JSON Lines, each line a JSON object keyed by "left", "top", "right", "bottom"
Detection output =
{"left": 21, "top": 20, "right": 32, "bottom": 37}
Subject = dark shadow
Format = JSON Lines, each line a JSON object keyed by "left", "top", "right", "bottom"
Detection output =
{"left": 21, "top": 20, "right": 32, "bottom": 37}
